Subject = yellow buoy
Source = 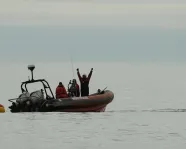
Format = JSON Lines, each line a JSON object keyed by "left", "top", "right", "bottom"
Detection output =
{"left": 0, "top": 104, "right": 5, "bottom": 113}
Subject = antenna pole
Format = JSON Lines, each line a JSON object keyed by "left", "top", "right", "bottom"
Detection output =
{"left": 31, "top": 70, "right": 33, "bottom": 81}
{"left": 71, "top": 58, "right": 75, "bottom": 79}
{"left": 69, "top": 52, "right": 75, "bottom": 79}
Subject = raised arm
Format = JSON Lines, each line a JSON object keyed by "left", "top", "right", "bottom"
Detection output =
{"left": 77, "top": 68, "right": 82, "bottom": 82}
{"left": 88, "top": 68, "right": 93, "bottom": 81}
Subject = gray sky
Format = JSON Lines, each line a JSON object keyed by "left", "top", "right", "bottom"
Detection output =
{"left": 0, "top": 0, "right": 186, "bottom": 62}
{"left": 1, "top": 0, "right": 186, "bottom": 28}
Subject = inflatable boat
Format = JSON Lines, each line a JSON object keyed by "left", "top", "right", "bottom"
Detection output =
{"left": 8, "top": 65, "right": 114, "bottom": 113}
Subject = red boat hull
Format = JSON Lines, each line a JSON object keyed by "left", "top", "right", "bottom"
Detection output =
{"left": 48, "top": 90, "right": 114, "bottom": 112}
{"left": 55, "top": 104, "right": 107, "bottom": 112}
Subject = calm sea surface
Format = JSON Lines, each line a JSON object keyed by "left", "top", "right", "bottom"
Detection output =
{"left": 1, "top": 62, "right": 186, "bottom": 149}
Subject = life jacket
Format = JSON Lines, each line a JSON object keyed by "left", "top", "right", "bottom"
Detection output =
{"left": 55, "top": 85, "right": 68, "bottom": 98}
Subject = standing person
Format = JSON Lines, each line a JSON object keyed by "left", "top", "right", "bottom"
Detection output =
{"left": 55, "top": 82, "right": 68, "bottom": 98}
{"left": 77, "top": 68, "right": 93, "bottom": 96}
{"left": 73, "top": 79, "right": 80, "bottom": 97}
{"left": 68, "top": 79, "right": 80, "bottom": 97}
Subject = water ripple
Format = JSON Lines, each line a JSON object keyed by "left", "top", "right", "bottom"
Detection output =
{"left": 107, "top": 108, "right": 186, "bottom": 113}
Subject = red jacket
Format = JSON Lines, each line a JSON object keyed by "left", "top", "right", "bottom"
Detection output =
{"left": 76, "top": 83, "right": 79, "bottom": 89}
{"left": 76, "top": 83, "right": 80, "bottom": 97}
{"left": 55, "top": 85, "right": 68, "bottom": 98}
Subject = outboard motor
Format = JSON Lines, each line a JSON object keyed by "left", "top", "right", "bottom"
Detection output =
{"left": 16, "top": 91, "right": 30, "bottom": 104}
{"left": 9, "top": 91, "right": 31, "bottom": 112}
{"left": 30, "top": 90, "right": 45, "bottom": 111}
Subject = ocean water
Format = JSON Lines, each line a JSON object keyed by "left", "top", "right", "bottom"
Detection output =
{"left": 1, "top": 61, "right": 186, "bottom": 149}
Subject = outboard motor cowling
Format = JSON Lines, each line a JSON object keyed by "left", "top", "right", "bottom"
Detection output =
{"left": 16, "top": 92, "right": 30, "bottom": 104}
{"left": 30, "top": 90, "right": 44, "bottom": 105}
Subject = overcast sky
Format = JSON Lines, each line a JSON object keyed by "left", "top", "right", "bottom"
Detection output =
{"left": 0, "top": 0, "right": 186, "bottom": 62}
{"left": 1, "top": 0, "right": 186, "bottom": 28}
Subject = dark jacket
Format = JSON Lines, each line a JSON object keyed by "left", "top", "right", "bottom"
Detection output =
{"left": 77, "top": 70, "right": 92, "bottom": 96}
{"left": 69, "top": 82, "right": 80, "bottom": 97}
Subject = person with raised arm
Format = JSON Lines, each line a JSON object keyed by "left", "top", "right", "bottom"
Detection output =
{"left": 77, "top": 68, "right": 93, "bottom": 96}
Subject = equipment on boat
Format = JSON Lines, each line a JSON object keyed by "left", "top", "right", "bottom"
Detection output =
{"left": 8, "top": 65, "right": 114, "bottom": 112}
